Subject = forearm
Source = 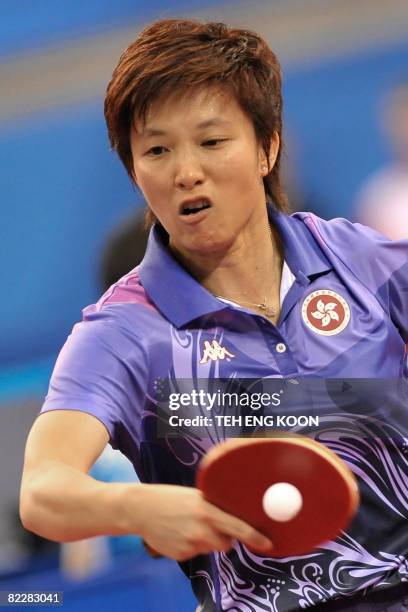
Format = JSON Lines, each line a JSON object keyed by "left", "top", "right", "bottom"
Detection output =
{"left": 20, "top": 462, "right": 274, "bottom": 559}
{"left": 20, "top": 460, "right": 145, "bottom": 542}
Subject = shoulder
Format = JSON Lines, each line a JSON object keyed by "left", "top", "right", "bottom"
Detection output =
{"left": 292, "top": 211, "right": 385, "bottom": 251}
{"left": 80, "top": 268, "right": 159, "bottom": 338}
{"left": 292, "top": 212, "right": 408, "bottom": 291}
{"left": 90, "top": 268, "right": 156, "bottom": 315}
{"left": 55, "top": 271, "right": 155, "bottom": 368}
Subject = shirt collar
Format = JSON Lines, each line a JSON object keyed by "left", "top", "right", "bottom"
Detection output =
{"left": 138, "top": 205, "right": 332, "bottom": 327}
{"left": 271, "top": 210, "right": 332, "bottom": 283}
{"left": 138, "top": 225, "right": 222, "bottom": 327}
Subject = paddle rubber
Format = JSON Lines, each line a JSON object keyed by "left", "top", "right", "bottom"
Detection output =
{"left": 197, "top": 436, "right": 359, "bottom": 557}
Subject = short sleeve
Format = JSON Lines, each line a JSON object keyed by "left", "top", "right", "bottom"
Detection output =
{"left": 41, "top": 306, "right": 149, "bottom": 455}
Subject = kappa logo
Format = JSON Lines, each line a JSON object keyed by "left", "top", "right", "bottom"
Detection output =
{"left": 200, "top": 340, "right": 235, "bottom": 364}
{"left": 302, "top": 289, "right": 350, "bottom": 336}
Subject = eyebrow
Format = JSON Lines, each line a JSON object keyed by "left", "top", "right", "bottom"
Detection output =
{"left": 141, "top": 118, "right": 232, "bottom": 137}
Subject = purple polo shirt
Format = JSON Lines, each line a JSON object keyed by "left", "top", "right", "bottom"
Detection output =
{"left": 41, "top": 209, "right": 408, "bottom": 611}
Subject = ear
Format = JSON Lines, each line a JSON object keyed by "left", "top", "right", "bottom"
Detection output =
{"left": 259, "top": 131, "right": 280, "bottom": 176}
{"left": 129, "top": 125, "right": 139, "bottom": 186}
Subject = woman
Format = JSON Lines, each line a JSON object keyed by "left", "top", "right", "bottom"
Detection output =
{"left": 20, "top": 19, "right": 408, "bottom": 611}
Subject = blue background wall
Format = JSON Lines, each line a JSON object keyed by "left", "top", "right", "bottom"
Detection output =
{"left": 0, "top": 0, "right": 223, "bottom": 56}
{"left": 284, "top": 41, "right": 408, "bottom": 217}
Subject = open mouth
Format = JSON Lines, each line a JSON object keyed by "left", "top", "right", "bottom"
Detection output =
{"left": 181, "top": 199, "right": 212, "bottom": 216}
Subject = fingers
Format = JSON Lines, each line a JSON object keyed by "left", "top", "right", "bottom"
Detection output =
{"left": 150, "top": 531, "right": 233, "bottom": 561}
{"left": 202, "top": 500, "right": 274, "bottom": 553}
{"left": 182, "top": 522, "right": 234, "bottom": 555}
{"left": 196, "top": 531, "right": 234, "bottom": 554}
{"left": 138, "top": 486, "right": 273, "bottom": 562}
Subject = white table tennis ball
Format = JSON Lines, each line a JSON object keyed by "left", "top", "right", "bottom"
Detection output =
{"left": 262, "top": 482, "right": 303, "bottom": 522}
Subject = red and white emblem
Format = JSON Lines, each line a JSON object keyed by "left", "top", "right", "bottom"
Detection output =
{"left": 302, "top": 290, "right": 350, "bottom": 336}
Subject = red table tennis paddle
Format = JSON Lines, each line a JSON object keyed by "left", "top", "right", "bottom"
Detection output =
{"left": 196, "top": 435, "right": 359, "bottom": 557}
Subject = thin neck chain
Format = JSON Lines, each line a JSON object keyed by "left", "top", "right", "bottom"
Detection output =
{"left": 214, "top": 224, "right": 278, "bottom": 316}
{"left": 215, "top": 295, "right": 276, "bottom": 316}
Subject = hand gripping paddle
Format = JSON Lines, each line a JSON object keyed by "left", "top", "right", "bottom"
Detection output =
{"left": 196, "top": 436, "right": 359, "bottom": 557}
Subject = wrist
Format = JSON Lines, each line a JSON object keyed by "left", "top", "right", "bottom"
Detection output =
{"left": 106, "top": 481, "right": 151, "bottom": 537}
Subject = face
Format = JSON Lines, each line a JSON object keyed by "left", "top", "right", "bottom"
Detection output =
{"left": 130, "top": 86, "right": 279, "bottom": 257}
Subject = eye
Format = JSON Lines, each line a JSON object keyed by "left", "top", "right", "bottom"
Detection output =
{"left": 146, "top": 146, "right": 167, "bottom": 156}
{"left": 202, "top": 138, "right": 227, "bottom": 147}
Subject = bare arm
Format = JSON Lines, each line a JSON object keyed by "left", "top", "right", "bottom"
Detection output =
{"left": 19, "top": 410, "right": 132, "bottom": 542}
{"left": 20, "top": 410, "right": 274, "bottom": 559}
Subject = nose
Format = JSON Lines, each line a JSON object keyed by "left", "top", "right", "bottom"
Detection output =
{"left": 174, "top": 152, "right": 205, "bottom": 190}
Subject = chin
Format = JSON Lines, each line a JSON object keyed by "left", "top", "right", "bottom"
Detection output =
{"left": 184, "top": 234, "right": 234, "bottom": 256}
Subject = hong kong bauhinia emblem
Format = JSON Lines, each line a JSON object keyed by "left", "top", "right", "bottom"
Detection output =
{"left": 302, "top": 289, "right": 350, "bottom": 336}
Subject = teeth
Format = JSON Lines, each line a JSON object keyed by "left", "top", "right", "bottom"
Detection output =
{"left": 182, "top": 200, "right": 210, "bottom": 215}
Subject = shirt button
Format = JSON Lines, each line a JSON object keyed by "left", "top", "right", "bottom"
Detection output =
{"left": 276, "top": 343, "right": 287, "bottom": 353}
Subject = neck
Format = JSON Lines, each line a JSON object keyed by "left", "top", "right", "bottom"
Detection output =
{"left": 170, "top": 211, "right": 283, "bottom": 308}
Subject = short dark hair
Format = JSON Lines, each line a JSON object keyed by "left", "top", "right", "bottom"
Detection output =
{"left": 105, "top": 18, "right": 289, "bottom": 225}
